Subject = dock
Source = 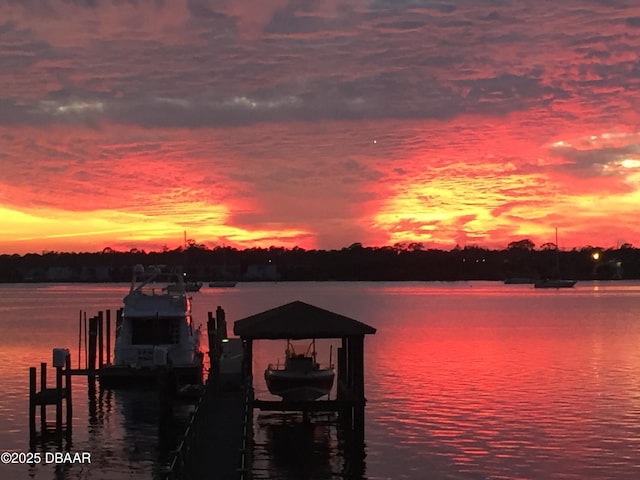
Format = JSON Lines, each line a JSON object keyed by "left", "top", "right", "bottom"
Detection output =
{"left": 28, "top": 301, "right": 375, "bottom": 479}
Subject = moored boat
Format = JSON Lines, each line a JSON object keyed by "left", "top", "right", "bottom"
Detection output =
{"left": 264, "top": 340, "right": 334, "bottom": 401}
{"left": 208, "top": 281, "right": 237, "bottom": 288}
{"left": 534, "top": 228, "right": 577, "bottom": 289}
{"left": 184, "top": 281, "right": 202, "bottom": 292}
{"left": 534, "top": 278, "right": 577, "bottom": 289}
{"left": 100, "top": 265, "right": 204, "bottom": 386}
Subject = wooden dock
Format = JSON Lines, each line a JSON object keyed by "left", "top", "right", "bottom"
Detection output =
{"left": 29, "top": 301, "right": 374, "bottom": 479}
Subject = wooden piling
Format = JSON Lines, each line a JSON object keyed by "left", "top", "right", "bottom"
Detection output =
{"left": 40, "top": 362, "right": 47, "bottom": 432}
{"left": 207, "top": 311, "right": 217, "bottom": 379}
{"left": 78, "top": 310, "right": 82, "bottom": 369}
{"left": 84, "top": 312, "right": 88, "bottom": 369}
{"left": 65, "top": 352, "right": 72, "bottom": 436}
{"left": 98, "top": 311, "right": 104, "bottom": 369}
{"left": 216, "top": 306, "right": 227, "bottom": 339}
{"left": 106, "top": 309, "right": 111, "bottom": 365}
{"left": 88, "top": 316, "right": 98, "bottom": 378}
{"left": 55, "top": 364, "right": 63, "bottom": 437}
{"left": 29, "top": 367, "right": 36, "bottom": 442}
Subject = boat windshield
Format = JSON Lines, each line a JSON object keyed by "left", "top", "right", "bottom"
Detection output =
{"left": 130, "top": 317, "right": 181, "bottom": 345}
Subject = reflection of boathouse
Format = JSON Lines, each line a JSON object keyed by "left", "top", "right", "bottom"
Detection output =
{"left": 234, "top": 301, "right": 376, "bottom": 443}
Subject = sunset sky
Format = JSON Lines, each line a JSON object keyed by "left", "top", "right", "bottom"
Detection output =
{"left": 2, "top": 0, "right": 640, "bottom": 254}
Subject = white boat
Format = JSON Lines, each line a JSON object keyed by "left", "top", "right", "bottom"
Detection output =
{"left": 264, "top": 340, "right": 334, "bottom": 401}
{"left": 103, "top": 265, "right": 204, "bottom": 385}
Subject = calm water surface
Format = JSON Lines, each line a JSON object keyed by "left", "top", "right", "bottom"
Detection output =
{"left": 1, "top": 281, "right": 640, "bottom": 479}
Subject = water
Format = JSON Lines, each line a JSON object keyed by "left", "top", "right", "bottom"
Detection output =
{"left": 2, "top": 281, "right": 640, "bottom": 479}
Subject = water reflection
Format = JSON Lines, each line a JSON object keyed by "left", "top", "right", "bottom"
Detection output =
{"left": 253, "top": 412, "right": 365, "bottom": 480}
{"left": 4, "top": 282, "right": 640, "bottom": 479}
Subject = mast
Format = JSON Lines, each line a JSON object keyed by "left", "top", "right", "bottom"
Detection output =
{"left": 555, "top": 227, "right": 560, "bottom": 276}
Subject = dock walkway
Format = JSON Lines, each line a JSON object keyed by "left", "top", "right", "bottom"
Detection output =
{"left": 199, "top": 388, "right": 247, "bottom": 479}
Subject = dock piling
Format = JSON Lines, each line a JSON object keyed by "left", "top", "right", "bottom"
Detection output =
{"left": 29, "top": 367, "right": 36, "bottom": 442}
{"left": 106, "top": 309, "right": 111, "bottom": 365}
{"left": 98, "top": 311, "right": 104, "bottom": 369}
{"left": 40, "top": 362, "right": 47, "bottom": 432}
{"left": 88, "top": 316, "right": 97, "bottom": 379}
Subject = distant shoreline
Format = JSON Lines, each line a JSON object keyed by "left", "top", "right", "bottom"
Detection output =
{"left": 0, "top": 244, "right": 634, "bottom": 282}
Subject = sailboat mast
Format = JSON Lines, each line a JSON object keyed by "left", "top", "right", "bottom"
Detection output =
{"left": 555, "top": 227, "right": 560, "bottom": 274}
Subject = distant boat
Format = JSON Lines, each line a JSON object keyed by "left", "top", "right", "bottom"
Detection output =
{"left": 208, "top": 281, "right": 237, "bottom": 288}
{"left": 265, "top": 340, "right": 335, "bottom": 401}
{"left": 534, "top": 278, "right": 577, "bottom": 289}
{"left": 535, "top": 228, "right": 576, "bottom": 289}
{"left": 504, "top": 277, "right": 533, "bottom": 284}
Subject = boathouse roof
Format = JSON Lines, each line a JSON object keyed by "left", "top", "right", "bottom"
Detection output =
{"left": 233, "top": 300, "right": 376, "bottom": 339}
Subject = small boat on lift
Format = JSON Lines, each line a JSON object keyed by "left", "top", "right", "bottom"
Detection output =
{"left": 100, "top": 265, "right": 204, "bottom": 386}
{"left": 264, "top": 340, "right": 335, "bottom": 401}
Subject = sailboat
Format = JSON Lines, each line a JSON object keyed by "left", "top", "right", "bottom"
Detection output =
{"left": 534, "top": 228, "right": 577, "bottom": 289}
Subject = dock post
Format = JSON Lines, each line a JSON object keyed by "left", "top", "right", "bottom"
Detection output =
{"left": 40, "top": 362, "right": 47, "bottom": 432}
{"left": 78, "top": 310, "right": 82, "bottom": 369}
{"left": 55, "top": 364, "right": 63, "bottom": 439}
{"left": 88, "top": 316, "right": 98, "bottom": 379}
{"left": 29, "top": 367, "right": 36, "bottom": 444}
{"left": 84, "top": 312, "right": 88, "bottom": 369}
{"left": 98, "top": 311, "right": 104, "bottom": 369}
{"left": 65, "top": 352, "right": 72, "bottom": 438}
{"left": 106, "top": 309, "right": 111, "bottom": 365}
{"left": 207, "top": 311, "right": 217, "bottom": 381}
{"left": 216, "top": 306, "right": 227, "bottom": 339}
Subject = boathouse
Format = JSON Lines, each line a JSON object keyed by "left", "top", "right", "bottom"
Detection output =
{"left": 233, "top": 300, "right": 376, "bottom": 434}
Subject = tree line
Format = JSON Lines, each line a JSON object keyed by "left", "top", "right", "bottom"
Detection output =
{"left": 0, "top": 241, "right": 637, "bottom": 283}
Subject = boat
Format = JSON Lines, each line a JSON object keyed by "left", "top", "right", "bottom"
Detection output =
{"left": 184, "top": 281, "right": 202, "bottom": 292}
{"left": 208, "top": 281, "right": 237, "bottom": 288}
{"left": 264, "top": 340, "right": 335, "bottom": 401}
{"left": 504, "top": 277, "right": 533, "bottom": 284}
{"left": 534, "top": 278, "right": 577, "bottom": 288}
{"left": 534, "top": 228, "right": 576, "bottom": 289}
{"left": 101, "top": 265, "right": 204, "bottom": 386}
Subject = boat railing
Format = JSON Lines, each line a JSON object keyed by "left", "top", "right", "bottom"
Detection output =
{"left": 267, "top": 360, "right": 334, "bottom": 371}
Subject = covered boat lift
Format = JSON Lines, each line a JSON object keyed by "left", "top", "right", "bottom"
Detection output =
{"left": 233, "top": 300, "right": 376, "bottom": 436}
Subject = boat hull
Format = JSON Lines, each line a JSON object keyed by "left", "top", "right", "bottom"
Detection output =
{"left": 264, "top": 368, "right": 335, "bottom": 401}
{"left": 534, "top": 279, "right": 576, "bottom": 288}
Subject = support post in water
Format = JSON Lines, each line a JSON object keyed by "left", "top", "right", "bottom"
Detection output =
{"left": 29, "top": 367, "right": 36, "bottom": 443}
{"left": 98, "top": 311, "right": 104, "bottom": 369}
{"left": 88, "top": 316, "right": 98, "bottom": 381}
{"left": 65, "top": 352, "right": 73, "bottom": 439}
{"left": 106, "top": 309, "right": 111, "bottom": 365}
